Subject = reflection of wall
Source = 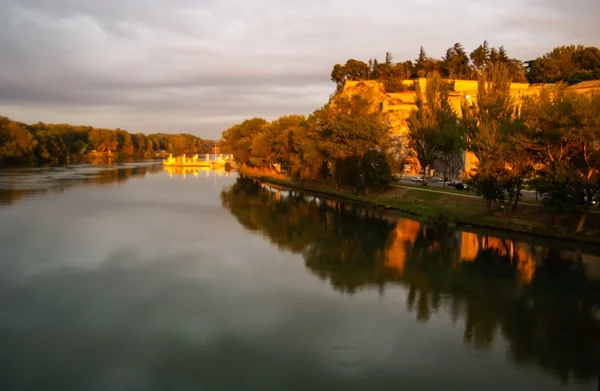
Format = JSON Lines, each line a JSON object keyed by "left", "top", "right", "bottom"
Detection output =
{"left": 385, "top": 219, "right": 421, "bottom": 274}
{"left": 222, "top": 177, "right": 600, "bottom": 386}
{"left": 460, "top": 232, "right": 480, "bottom": 262}
{"left": 458, "top": 232, "right": 539, "bottom": 283}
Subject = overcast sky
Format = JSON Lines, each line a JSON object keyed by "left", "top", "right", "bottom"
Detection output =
{"left": 1, "top": 0, "right": 598, "bottom": 139}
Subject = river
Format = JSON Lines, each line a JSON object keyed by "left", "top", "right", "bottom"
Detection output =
{"left": 0, "top": 163, "right": 599, "bottom": 391}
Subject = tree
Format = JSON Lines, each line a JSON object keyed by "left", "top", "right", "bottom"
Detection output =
{"left": 385, "top": 52, "right": 393, "bottom": 65}
{"left": 462, "top": 62, "right": 527, "bottom": 211}
{"left": 0, "top": 117, "right": 37, "bottom": 164}
{"left": 249, "top": 115, "right": 306, "bottom": 171}
{"left": 370, "top": 58, "right": 380, "bottom": 80}
{"left": 344, "top": 59, "right": 370, "bottom": 81}
{"left": 441, "top": 43, "right": 471, "bottom": 79}
{"left": 521, "top": 84, "right": 600, "bottom": 231}
{"left": 323, "top": 95, "right": 392, "bottom": 192}
{"left": 221, "top": 118, "right": 268, "bottom": 167}
{"left": 288, "top": 116, "right": 328, "bottom": 182}
{"left": 331, "top": 63, "right": 346, "bottom": 90}
{"left": 416, "top": 46, "right": 427, "bottom": 70}
{"left": 407, "top": 71, "right": 460, "bottom": 186}
{"left": 470, "top": 40, "right": 490, "bottom": 72}
{"left": 526, "top": 45, "right": 600, "bottom": 84}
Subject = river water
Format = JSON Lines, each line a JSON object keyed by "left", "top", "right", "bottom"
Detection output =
{"left": 0, "top": 163, "right": 599, "bottom": 391}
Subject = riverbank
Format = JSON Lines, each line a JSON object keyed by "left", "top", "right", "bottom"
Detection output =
{"left": 238, "top": 167, "right": 600, "bottom": 245}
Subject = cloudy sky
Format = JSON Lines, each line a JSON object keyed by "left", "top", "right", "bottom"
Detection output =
{"left": 1, "top": 0, "right": 598, "bottom": 139}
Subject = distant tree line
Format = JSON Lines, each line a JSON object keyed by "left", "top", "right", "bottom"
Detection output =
{"left": 331, "top": 43, "right": 600, "bottom": 91}
{"left": 0, "top": 116, "right": 214, "bottom": 165}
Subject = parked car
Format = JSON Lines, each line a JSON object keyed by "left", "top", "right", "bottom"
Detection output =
{"left": 448, "top": 181, "right": 470, "bottom": 191}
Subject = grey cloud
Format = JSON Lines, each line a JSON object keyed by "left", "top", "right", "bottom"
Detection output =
{"left": 1, "top": 0, "right": 598, "bottom": 139}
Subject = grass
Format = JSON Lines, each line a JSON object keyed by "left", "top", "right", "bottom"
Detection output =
{"left": 393, "top": 181, "right": 478, "bottom": 196}
{"left": 238, "top": 168, "right": 600, "bottom": 245}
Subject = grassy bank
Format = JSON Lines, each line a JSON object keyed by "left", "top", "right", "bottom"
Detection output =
{"left": 238, "top": 168, "right": 600, "bottom": 245}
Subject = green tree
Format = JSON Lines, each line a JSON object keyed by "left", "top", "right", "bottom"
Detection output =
{"left": 325, "top": 95, "right": 392, "bottom": 192}
{"left": 526, "top": 45, "right": 600, "bottom": 84}
{"left": 407, "top": 71, "right": 460, "bottom": 186}
{"left": 249, "top": 115, "right": 306, "bottom": 171}
{"left": 0, "top": 117, "right": 37, "bottom": 164}
{"left": 221, "top": 118, "right": 268, "bottom": 167}
{"left": 441, "top": 43, "right": 471, "bottom": 79}
{"left": 462, "top": 62, "right": 526, "bottom": 211}
{"left": 522, "top": 84, "right": 600, "bottom": 231}
{"left": 470, "top": 40, "right": 490, "bottom": 72}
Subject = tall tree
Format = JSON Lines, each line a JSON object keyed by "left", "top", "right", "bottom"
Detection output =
{"left": 0, "top": 117, "right": 37, "bottom": 164}
{"left": 221, "top": 118, "right": 268, "bottom": 167}
{"left": 415, "top": 46, "right": 428, "bottom": 75}
{"left": 470, "top": 40, "right": 490, "bottom": 72}
{"left": 462, "top": 62, "right": 526, "bottom": 211}
{"left": 385, "top": 52, "right": 394, "bottom": 65}
{"left": 407, "top": 71, "right": 460, "bottom": 186}
{"left": 522, "top": 84, "right": 600, "bottom": 231}
{"left": 442, "top": 42, "right": 471, "bottom": 79}
{"left": 249, "top": 115, "right": 306, "bottom": 171}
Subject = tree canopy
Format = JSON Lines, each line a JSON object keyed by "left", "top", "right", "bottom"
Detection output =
{"left": 0, "top": 116, "right": 213, "bottom": 165}
{"left": 407, "top": 71, "right": 461, "bottom": 185}
{"left": 331, "top": 42, "right": 599, "bottom": 92}
{"left": 526, "top": 45, "right": 600, "bottom": 85}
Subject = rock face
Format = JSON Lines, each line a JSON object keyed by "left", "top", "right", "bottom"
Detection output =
{"left": 335, "top": 79, "right": 545, "bottom": 177}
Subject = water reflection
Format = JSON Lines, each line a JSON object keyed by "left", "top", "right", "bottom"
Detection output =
{"left": 163, "top": 165, "right": 234, "bottom": 179}
{"left": 0, "top": 162, "right": 163, "bottom": 206}
{"left": 221, "top": 177, "right": 600, "bottom": 386}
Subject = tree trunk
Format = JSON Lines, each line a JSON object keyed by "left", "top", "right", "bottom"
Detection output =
{"left": 513, "top": 181, "right": 522, "bottom": 211}
{"left": 422, "top": 166, "right": 428, "bottom": 186}
{"left": 576, "top": 210, "right": 589, "bottom": 233}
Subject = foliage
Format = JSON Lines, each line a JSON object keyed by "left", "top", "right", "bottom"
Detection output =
{"left": 461, "top": 62, "right": 531, "bottom": 211}
{"left": 248, "top": 115, "right": 306, "bottom": 171}
{"left": 223, "top": 94, "right": 394, "bottom": 192}
{"left": 521, "top": 84, "right": 600, "bottom": 230}
{"left": 221, "top": 118, "right": 269, "bottom": 167}
{"left": 407, "top": 71, "right": 461, "bottom": 185}
{"left": 0, "top": 116, "right": 212, "bottom": 165}
{"left": 329, "top": 40, "right": 540, "bottom": 89}
{"left": 526, "top": 45, "right": 600, "bottom": 85}
{"left": 331, "top": 59, "right": 370, "bottom": 91}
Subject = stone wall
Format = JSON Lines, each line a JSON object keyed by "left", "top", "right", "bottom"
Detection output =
{"left": 338, "top": 79, "right": 546, "bottom": 177}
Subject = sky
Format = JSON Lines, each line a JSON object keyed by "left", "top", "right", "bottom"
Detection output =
{"left": 1, "top": 0, "right": 599, "bottom": 139}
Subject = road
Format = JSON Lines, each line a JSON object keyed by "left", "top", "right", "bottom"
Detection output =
{"left": 397, "top": 178, "right": 540, "bottom": 201}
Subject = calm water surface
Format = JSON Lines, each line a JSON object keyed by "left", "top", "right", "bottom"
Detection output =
{"left": 0, "top": 163, "right": 599, "bottom": 391}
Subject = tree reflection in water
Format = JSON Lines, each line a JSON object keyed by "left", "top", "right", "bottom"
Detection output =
{"left": 222, "top": 176, "right": 600, "bottom": 386}
{"left": 0, "top": 163, "right": 163, "bottom": 206}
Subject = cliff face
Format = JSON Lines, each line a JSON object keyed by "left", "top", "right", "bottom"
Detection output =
{"left": 335, "top": 79, "right": 546, "bottom": 177}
